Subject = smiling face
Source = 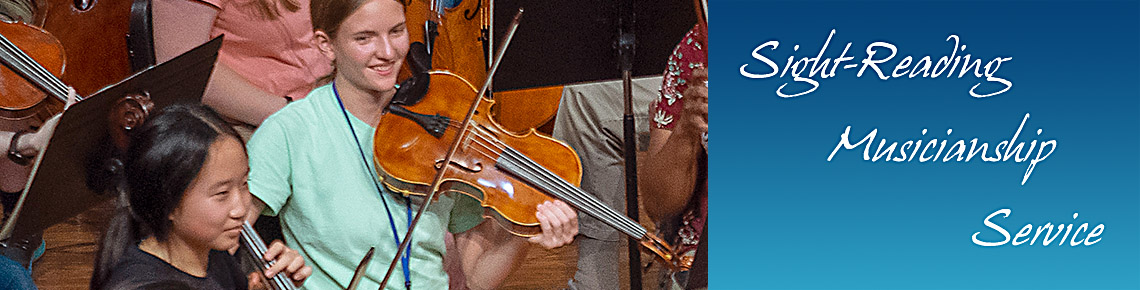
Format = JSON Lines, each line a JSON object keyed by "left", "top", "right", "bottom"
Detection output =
{"left": 315, "top": 0, "right": 409, "bottom": 98}
{"left": 167, "top": 136, "right": 251, "bottom": 252}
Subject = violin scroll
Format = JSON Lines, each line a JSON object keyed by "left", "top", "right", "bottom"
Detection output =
{"left": 108, "top": 91, "right": 154, "bottom": 151}
{"left": 640, "top": 232, "right": 693, "bottom": 272}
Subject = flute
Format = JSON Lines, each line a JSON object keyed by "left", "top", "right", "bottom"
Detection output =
{"left": 240, "top": 221, "right": 297, "bottom": 290}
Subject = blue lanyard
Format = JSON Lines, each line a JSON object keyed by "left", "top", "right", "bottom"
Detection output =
{"left": 332, "top": 82, "right": 413, "bottom": 290}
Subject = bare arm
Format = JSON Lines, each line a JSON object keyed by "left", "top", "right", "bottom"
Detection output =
{"left": 454, "top": 201, "right": 577, "bottom": 290}
{"left": 2, "top": 88, "right": 76, "bottom": 158}
{"left": 642, "top": 68, "right": 708, "bottom": 221}
{"left": 0, "top": 89, "right": 76, "bottom": 191}
{"left": 152, "top": 0, "right": 287, "bottom": 126}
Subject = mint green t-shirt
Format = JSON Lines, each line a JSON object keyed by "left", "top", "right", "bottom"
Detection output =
{"left": 247, "top": 84, "right": 483, "bottom": 290}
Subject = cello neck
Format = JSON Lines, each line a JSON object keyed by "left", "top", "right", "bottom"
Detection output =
{"left": 0, "top": 32, "right": 77, "bottom": 103}
{"left": 239, "top": 221, "right": 297, "bottom": 290}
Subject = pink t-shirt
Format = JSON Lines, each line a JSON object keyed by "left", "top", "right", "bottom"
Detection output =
{"left": 200, "top": 0, "right": 333, "bottom": 99}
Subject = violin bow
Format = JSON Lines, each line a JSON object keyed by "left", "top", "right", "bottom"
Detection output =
{"left": 700, "top": 0, "right": 708, "bottom": 24}
{"left": 346, "top": 247, "right": 375, "bottom": 290}
{"left": 377, "top": 7, "right": 526, "bottom": 290}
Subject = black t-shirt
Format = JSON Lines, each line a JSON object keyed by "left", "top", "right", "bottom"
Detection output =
{"left": 101, "top": 245, "right": 248, "bottom": 290}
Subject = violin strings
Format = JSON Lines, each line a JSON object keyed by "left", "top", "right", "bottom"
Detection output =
{"left": 451, "top": 122, "right": 629, "bottom": 234}
{"left": 499, "top": 146, "right": 647, "bottom": 238}
{"left": 512, "top": 147, "right": 648, "bottom": 238}
{"left": 0, "top": 37, "right": 46, "bottom": 91}
{"left": 455, "top": 120, "right": 648, "bottom": 237}
{"left": 458, "top": 129, "right": 505, "bottom": 160}
{"left": 460, "top": 140, "right": 500, "bottom": 161}
{"left": 13, "top": 40, "right": 67, "bottom": 99}
{"left": 18, "top": 37, "right": 69, "bottom": 99}
{"left": 0, "top": 34, "right": 69, "bottom": 101}
{"left": 496, "top": 152, "right": 605, "bottom": 231}
{"left": 448, "top": 120, "right": 508, "bottom": 151}
{"left": 429, "top": 112, "right": 648, "bottom": 238}
{"left": 464, "top": 126, "right": 507, "bottom": 151}
{"left": 502, "top": 148, "right": 645, "bottom": 238}
{"left": 460, "top": 125, "right": 627, "bottom": 231}
{"left": 509, "top": 147, "right": 647, "bottom": 237}
{"left": 0, "top": 38, "right": 50, "bottom": 95}
{"left": 456, "top": 123, "right": 509, "bottom": 158}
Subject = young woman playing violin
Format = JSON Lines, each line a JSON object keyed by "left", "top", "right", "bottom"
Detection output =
{"left": 244, "top": 0, "right": 578, "bottom": 289}
{"left": 90, "top": 104, "right": 311, "bottom": 290}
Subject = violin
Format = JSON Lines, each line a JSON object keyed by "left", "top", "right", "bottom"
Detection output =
{"left": 0, "top": 21, "right": 69, "bottom": 129}
{"left": 0, "top": 21, "right": 74, "bottom": 192}
{"left": 373, "top": 11, "right": 690, "bottom": 274}
{"left": 0, "top": 0, "right": 133, "bottom": 124}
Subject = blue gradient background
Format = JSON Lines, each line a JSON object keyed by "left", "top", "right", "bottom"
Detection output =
{"left": 710, "top": 1, "right": 1140, "bottom": 289}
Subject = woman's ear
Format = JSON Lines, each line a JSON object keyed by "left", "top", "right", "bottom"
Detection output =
{"left": 314, "top": 30, "right": 336, "bottom": 62}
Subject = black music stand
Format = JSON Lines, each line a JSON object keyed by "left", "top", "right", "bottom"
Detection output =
{"left": 0, "top": 36, "right": 223, "bottom": 241}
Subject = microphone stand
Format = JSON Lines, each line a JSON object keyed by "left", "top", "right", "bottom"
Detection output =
{"left": 616, "top": 0, "right": 642, "bottom": 289}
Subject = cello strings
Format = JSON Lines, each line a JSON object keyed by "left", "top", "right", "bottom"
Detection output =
{"left": 240, "top": 223, "right": 295, "bottom": 290}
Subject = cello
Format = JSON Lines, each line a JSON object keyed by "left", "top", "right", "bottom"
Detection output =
{"left": 374, "top": 9, "right": 689, "bottom": 287}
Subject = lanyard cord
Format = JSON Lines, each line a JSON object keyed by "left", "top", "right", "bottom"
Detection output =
{"left": 333, "top": 82, "right": 413, "bottom": 290}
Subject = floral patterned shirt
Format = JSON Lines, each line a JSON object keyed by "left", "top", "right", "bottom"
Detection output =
{"left": 653, "top": 23, "right": 707, "bottom": 130}
{"left": 652, "top": 23, "right": 708, "bottom": 264}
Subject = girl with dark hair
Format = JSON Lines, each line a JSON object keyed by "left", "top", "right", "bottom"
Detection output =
{"left": 91, "top": 104, "right": 311, "bottom": 290}
{"left": 153, "top": 0, "right": 328, "bottom": 254}
{"left": 244, "top": 0, "right": 579, "bottom": 289}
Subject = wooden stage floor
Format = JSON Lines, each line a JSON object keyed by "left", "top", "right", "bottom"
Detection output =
{"left": 31, "top": 192, "right": 667, "bottom": 289}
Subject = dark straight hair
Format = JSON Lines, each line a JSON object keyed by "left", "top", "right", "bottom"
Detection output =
{"left": 89, "top": 104, "right": 242, "bottom": 289}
